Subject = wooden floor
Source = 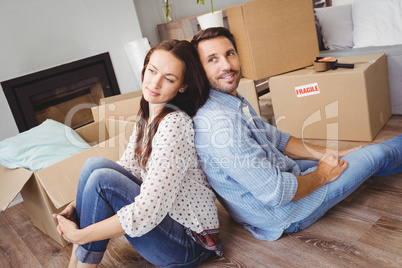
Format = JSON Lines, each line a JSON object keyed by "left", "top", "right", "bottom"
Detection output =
{"left": 1, "top": 94, "right": 401, "bottom": 268}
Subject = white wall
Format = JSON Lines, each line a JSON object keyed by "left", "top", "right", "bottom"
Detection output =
{"left": 0, "top": 0, "right": 143, "bottom": 141}
{"left": 134, "top": 0, "right": 253, "bottom": 47}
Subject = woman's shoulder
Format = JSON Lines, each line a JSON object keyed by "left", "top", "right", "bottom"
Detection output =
{"left": 157, "top": 111, "right": 193, "bottom": 133}
{"left": 161, "top": 111, "right": 192, "bottom": 125}
{"left": 154, "top": 111, "right": 194, "bottom": 146}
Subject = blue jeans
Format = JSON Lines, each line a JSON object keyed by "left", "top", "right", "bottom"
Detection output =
{"left": 74, "top": 157, "right": 213, "bottom": 267}
{"left": 285, "top": 135, "right": 402, "bottom": 233}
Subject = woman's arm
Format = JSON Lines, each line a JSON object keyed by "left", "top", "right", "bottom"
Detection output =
{"left": 55, "top": 214, "right": 125, "bottom": 245}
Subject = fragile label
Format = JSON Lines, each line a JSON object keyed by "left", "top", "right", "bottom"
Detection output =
{"left": 295, "top": 83, "right": 320, "bottom": 98}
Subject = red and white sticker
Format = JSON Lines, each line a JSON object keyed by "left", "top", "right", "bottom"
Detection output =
{"left": 295, "top": 82, "right": 320, "bottom": 98}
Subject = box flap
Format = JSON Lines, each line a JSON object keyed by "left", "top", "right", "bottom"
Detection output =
{"left": 92, "top": 96, "right": 141, "bottom": 123}
{"left": 0, "top": 165, "right": 33, "bottom": 210}
{"left": 75, "top": 120, "right": 109, "bottom": 146}
{"left": 98, "top": 90, "right": 142, "bottom": 105}
{"left": 35, "top": 146, "right": 117, "bottom": 209}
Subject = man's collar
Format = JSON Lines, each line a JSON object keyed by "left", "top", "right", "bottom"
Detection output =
{"left": 209, "top": 89, "right": 245, "bottom": 109}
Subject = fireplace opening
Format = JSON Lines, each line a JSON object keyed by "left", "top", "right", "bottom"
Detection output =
{"left": 32, "top": 77, "right": 104, "bottom": 130}
{"left": 2, "top": 52, "right": 120, "bottom": 132}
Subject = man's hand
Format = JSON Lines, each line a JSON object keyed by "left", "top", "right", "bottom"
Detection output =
{"left": 316, "top": 154, "right": 348, "bottom": 184}
{"left": 292, "top": 155, "right": 348, "bottom": 202}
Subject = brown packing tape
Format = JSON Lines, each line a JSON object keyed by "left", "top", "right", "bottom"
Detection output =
{"left": 313, "top": 61, "right": 332, "bottom": 72}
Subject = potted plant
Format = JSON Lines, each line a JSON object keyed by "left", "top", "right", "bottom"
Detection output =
{"left": 196, "top": 0, "right": 224, "bottom": 29}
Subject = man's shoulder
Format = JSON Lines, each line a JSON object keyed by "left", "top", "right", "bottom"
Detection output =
{"left": 197, "top": 93, "right": 225, "bottom": 115}
{"left": 198, "top": 89, "right": 238, "bottom": 113}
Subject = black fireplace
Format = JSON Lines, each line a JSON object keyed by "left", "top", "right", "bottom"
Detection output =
{"left": 2, "top": 52, "right": 120, "bottom": 132}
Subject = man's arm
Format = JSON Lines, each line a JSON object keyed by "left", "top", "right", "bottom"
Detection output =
{"left": 292, "top": 154, "right": 348, "bottom": 201}
{"left": 284, "top": 136, "right": 359, "bottom": 201}
{"left": 284, "top": 136, "right": 331, "bottom": 161}
{"left": 284, "top": 136, "right": 361, "bottom": 161}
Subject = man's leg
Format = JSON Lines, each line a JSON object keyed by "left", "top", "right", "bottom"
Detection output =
{"left": 285, "top": 135, "right": 402, "bottom": 233}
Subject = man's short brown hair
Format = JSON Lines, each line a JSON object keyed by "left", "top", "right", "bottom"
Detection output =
{"left": 191, "top": 27, "right": 238, "bottom": 52}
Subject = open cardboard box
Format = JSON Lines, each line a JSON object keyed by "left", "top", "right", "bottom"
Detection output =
{"left": 0, "top": 119, "right": 134, "bottom": 246}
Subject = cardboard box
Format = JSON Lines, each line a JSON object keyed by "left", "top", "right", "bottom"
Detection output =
{"left": 226, "top": 0, "right": 319, "bottom": 80}
{"left": 237, "top": 78, "right": 261, "bottom": 115}
{"left": 92, "top": 91, "right": 142, "bottom": 122}
{"left": 0, "top": 119, "right": 134, "bottom": 246}
{"left": 269, "top": 54, "right": 392, "bottom": 141}
{"left": 97, "top": 90, "right": 142, "bottom": 105}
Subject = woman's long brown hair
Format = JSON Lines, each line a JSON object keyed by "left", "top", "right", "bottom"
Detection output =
{"left": 134, "top": 39, "right": 210, "bottom": 169}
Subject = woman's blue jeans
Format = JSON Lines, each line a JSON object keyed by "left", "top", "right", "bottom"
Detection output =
{"left": 285, "top": 135, "right": 402, "bottom": 233}
{"left": 74, "top": 157, "right": 213, "bottom": 267}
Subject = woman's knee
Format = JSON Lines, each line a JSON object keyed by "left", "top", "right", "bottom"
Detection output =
{"left": 83, "top": 157, "right": 113, "bottom": 171}
{"left": 85, "top": 168, "right": 113, "bottom": 191}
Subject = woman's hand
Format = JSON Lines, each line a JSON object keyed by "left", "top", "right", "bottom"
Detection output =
{"left": 55, "top": 215, "right": 82, "bottom": 244}
{"left": 53, "top": 201, "right": 77, "bottom": 221}
{"left": 52, "top": 201, "right": 77, "bottom": 242}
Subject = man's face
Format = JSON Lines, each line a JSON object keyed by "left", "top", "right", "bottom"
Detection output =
{"left": 197, "top": 36, "right": 241, "bottom": 96}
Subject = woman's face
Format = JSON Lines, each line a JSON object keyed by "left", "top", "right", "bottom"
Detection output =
{"left": 142, "top": 50, "right": 186, "bottom": 108}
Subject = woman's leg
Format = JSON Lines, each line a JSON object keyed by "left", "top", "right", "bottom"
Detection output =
{"left": 67, "top": 244, "right": 79, "bottom": 268}
{"left": 74, "top": 157, "right": 212, "bottom": 267}
{"left": 125, "top": 215, "right": 213, "bottom": 268}
{"left": 74, "top": 157, "right": 142, "bottom": 265}
{"left": 75, "top": 157, "right": 141, "bottom": 220}
{"left": 285, "top": 135, "right": 402, "bottom": 233}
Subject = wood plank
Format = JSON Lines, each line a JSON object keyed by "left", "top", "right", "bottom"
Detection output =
{"left": 359, "top": 216, "right": 402, "bottom": 257}
{"left": 0, "top": 205, "right": 42, "bottom": 268}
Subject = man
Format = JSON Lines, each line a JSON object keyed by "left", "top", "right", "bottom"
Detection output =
{"left": 191, "top": 27, "right": 402, "bottom": 241}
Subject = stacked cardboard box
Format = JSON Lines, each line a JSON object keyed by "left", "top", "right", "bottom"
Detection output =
{"left": 226, "top": 0, "right": 319, "bottom": 80}
{"left": 269, "top": 54, "right": 392, "bottom": 141}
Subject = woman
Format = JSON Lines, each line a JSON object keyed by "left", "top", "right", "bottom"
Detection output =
{"left": 53, "top": 40, "right": 222, "bottom": 267}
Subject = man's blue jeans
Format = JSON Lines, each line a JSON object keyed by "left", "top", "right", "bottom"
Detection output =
{"left": 74, "top": 157, "right": 213, "bottom": 267}
{"left": 285, "top": 135, "right": 402, "bottom": 233}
